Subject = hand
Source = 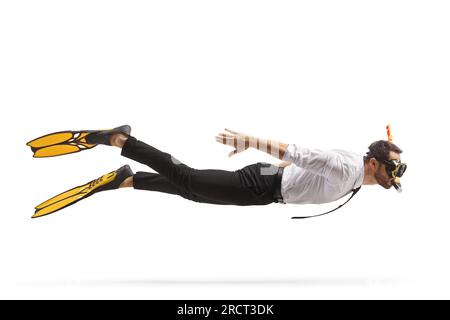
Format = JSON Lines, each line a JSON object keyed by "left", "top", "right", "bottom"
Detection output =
{"left": 215, "top": 128, "right": 251, "bottom": 157}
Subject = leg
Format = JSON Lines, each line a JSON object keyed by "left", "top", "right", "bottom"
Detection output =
{"left": 119, "top": 136, "right": 278, "bottom": 206}
{"left": 130, "top": 171, "right": 230, "bottom": 205}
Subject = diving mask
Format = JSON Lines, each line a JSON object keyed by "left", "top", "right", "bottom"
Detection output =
{"left": 377, "top": 158, "right": 407, "bottom": 193}
{"left": 378, "top": 158, "right": 407, "bottom": 178}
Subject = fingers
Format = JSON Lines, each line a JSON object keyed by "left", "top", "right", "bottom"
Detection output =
{"left": 215, "top": 136, "right": 239, "bottom": 156}
{"left": 217, "top": 132, "right": 234, "bottom": 138}
{"left": 215, "top": 129, "right": 249, "bottom": 158}
{"left": 215, "top": 135, "right": 226, "bottom": 144}
{"left": 215, "top": 135, "right": 236, "bottom": 147}
{"left": 215, "top": 135, "right": 230, "bottom": 143}
{"left": 215, "top": 137, "right": 246, "bottom": 158}
{"left": 215, "top": 132, "right": 235, "bottom": 146}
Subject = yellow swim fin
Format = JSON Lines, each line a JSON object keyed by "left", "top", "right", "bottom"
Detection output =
{"left": 26, "top": 125, "right": 131, "bottom": 158}
{"left": 32, "top": 165, "right": 133, "bottom": 218}
{"left": 26, "top": 131, "right": 97, "bottom": 157}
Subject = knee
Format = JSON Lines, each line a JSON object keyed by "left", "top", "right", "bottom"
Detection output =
{"left": 168, "top": 163, "right": 195, "bottom": 188}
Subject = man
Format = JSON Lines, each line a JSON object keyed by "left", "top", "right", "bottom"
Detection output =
{"left": 27, "top": 125, "right": 406, "bottom": 218}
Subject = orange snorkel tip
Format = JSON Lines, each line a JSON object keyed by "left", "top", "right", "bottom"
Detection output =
{"left": 386, "top": 123, "right": 393, "bottom": 143}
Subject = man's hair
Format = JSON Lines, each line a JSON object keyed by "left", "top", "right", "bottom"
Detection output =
{"left": 363, "top": 140, "right": 403, "bottom": 164}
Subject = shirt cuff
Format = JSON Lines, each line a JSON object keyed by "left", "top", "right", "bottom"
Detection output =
{"left": 283, "top": 144, "right": 294, "bottom": 161}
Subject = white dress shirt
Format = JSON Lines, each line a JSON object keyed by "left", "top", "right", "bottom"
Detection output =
{"left": 281, "top": 144, "right": 365, "bottom": 204}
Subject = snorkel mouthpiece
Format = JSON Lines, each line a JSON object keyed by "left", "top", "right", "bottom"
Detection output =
{"left": 393, "top": 177, "right": 402, "bottom": 193}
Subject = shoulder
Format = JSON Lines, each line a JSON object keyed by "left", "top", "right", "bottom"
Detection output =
{"left": 325, "top": 149, "right": 363, "bottom": 183}
{"left": 330, "top": 149, "right": 363, "bottom": 165}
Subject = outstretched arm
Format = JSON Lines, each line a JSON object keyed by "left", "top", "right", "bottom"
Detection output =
{"left": 215, "top": 129, "right": 335, "bottom": 178}
{"left": 215, "top": 128, "right": 289, "bottom": 159}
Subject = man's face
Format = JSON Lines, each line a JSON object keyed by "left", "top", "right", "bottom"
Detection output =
{"left": 374, "top": 151, "right": 401, "bottom": 189}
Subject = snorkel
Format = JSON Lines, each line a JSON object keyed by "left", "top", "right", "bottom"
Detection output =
{"left": 386, "top": 124, "right": 406, "bottom": 193}
{"left": 393, "top": 179, "right": 402, "bottom": 193}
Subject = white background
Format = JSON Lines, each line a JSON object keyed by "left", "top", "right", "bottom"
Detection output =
{"left": 0, "top": 0, "right": 449, "bottom": 299}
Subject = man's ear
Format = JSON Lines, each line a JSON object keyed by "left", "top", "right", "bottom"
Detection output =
{"left": 370, "top": 158, "right": 378, "bottom": 170}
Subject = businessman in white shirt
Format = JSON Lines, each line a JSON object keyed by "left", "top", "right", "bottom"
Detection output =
{"left": 30, "top": 124, "right": 411, "bottom": 220}
{"left": 29, "top": 125, "right": 409, "bottom": 218}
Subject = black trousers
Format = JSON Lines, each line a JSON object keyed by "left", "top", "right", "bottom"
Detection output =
{"left": 121, "top": 136, "right": 280, "bottom": 206}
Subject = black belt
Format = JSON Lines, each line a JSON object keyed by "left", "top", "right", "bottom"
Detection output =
{"left": 274, "top": 166, "right": 285, "bottom": 204}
